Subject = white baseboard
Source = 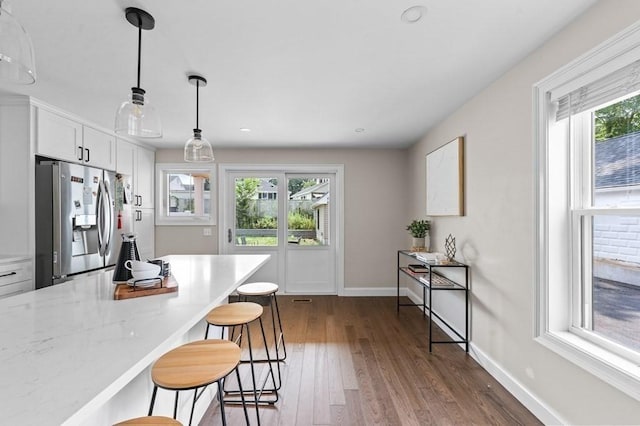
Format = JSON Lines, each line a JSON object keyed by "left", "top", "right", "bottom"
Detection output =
{"left": 469, "top": 345, "right": 564, "bottom": 425}
{"left": 340, "top": 286, "right": 400, "bottom": 297}
{"left": 404, "top": 287, "right": 563, "bottom": 425}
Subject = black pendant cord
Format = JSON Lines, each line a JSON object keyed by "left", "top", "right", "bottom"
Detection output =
{"left": 195, "top": 80, "right": 200, "bottom": 130}
{"left": 136, "top": 23, "right": 142, "bottom": 89}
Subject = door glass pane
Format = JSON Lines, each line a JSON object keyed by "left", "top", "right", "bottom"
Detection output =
{"left": 234, "top": 177, "right": 278, "bottom": 246}
{"left": 287, "top": 177, "right": 329, "bottom": 246}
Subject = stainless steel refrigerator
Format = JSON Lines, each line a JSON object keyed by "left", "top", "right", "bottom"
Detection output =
{"left": 35, "top": 161, "right": 119, "bottom": 288}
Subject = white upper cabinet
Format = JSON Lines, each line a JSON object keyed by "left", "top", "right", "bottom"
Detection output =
{"left": 135, "top": 146, "right": 155, "bottom": 209}
{"left": 36, "top": 108, "right": 82, "bottom": 163}
{"left": 36, "top": 107, "right": 116, "bottom": 170}
{"left": 82, "top": 126, "right": 115, "bottom": 170}
{"left": 116, "top": 138, "right": 135, "bottom": 176}
{"left": 115, "top": 139, "right": 154, "bottom": 209}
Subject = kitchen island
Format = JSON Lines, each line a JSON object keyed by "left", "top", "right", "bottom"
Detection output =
{"left": 0, "top": 254, "right": 270, "bottom": 425}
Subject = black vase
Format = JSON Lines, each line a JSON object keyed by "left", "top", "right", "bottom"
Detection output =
{"left": 112, "top": 233, "right": 140, "bottom": 282}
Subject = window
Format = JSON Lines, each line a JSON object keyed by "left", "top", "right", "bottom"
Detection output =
{"left": 535, "top": 22, "right": 640, "bottom": 401}
{"left": 155, "top": 163, "right": 215, "bottom": 225}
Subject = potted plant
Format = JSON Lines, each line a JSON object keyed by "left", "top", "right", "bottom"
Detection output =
{"left": 406, "top": 219, "right": 430, "bottom": 250}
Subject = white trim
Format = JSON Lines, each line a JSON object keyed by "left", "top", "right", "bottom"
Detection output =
{"left": 534, "top": 19, "right": 640, "bottom": 402}
{"left": 470, "top": 343, "right": 565, "bottom": 425}
{"left": 341, "top": 286, "right": 401, "bottom": 297}
{"left": 218, "top": 163, "right": 345, "bottom": 296}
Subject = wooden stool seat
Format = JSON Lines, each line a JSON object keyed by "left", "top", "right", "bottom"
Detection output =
{"left": 115, "top": 416, "right": 182, "bottom": 425}
{"left": 236, "top": 282, "right": 278, "bottom": 296}
{"left": 206, "top": 302, "right": 263, "bottom": 326}
{"left": 151, "top": 340, "right": 240, "bottom": 390}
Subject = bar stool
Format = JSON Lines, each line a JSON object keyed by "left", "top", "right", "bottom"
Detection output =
{"left": 148, "top": 339, "right": 249, "bottom": 426}
{"left": 236, "top": 282, "right": 286, "bottom": 363}
{"left": 205, "top": 302, "right": 278, "bottom": 426}
{"left": 115, "top": 416, "right": 182, "bottom": 425}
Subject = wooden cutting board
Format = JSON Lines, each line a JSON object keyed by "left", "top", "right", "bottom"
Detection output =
{"left": 113, "top": 275, "right": 178, "bottom": 300}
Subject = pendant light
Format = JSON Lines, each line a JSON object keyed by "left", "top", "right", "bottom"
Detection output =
{"left": 184, "top": 75, "right": 214, "bottom": 162}
{"left": 0, "top": 0, "right": 36, "bottom": 84}
{"left": 114, "top": 7, "right": 162, "bottom": 138}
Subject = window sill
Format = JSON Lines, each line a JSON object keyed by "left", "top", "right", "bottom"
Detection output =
{"left": 536, "top": 331, "right": 640, "bottom": 401}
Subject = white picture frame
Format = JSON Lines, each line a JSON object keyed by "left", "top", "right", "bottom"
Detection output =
{"left": 426, "top": 136, "right": 464, "bottom": 216}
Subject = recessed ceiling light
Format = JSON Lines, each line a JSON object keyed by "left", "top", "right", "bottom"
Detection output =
{"left": 239, "top": 128, "right": 251, "bottom": 132}
{"left": 355, "top": 128, "right": 365, "bottom": 133}
{"left": 401, "top": 5, "right": 427, "bottom": 24}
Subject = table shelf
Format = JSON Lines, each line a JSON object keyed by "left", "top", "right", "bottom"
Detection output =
{"left": 397, "top": 250, "right": 470, "bottom": 352}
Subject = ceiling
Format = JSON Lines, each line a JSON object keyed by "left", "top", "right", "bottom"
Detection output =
{"left": 1, "top": 0, "right": 597, "bottom": 149}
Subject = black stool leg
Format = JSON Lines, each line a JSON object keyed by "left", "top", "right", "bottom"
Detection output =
{"left": 217, "top": 379, "right": 227, "bottom": 426}
{"left": 245, "top": 324, "right": 261, "bottom": 425}
{"left": 236, "top": 365, "right": 250, "bottom": 425}
{"left": 258, "top": 316, "right": 280, "bottom": 399}
{"left": 272, "top": 293, "right": 287, "bottom": 361}
{"left": 148, "top": 385, "right": 158, "bottom": 416}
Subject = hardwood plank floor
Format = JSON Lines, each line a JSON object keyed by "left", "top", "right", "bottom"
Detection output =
{"left": 199, "top": 296, "right": 541, "bottom": 425}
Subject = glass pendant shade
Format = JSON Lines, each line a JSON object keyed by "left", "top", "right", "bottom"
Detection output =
{"left": 115, "top": 8, "right": 161, "bottom": 138}
{"left": 0, "top": 2, "right": 36, "bottom": 84}
{"left": 115, "top": 87, "right": 162, "bottom": 138}
{"left": 184, "top": 129, "right": 214, "bottom": 162}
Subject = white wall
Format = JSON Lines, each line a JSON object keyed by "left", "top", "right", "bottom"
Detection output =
{"left": 155, "top": 148, "right": 409, "bottom": 291}
{"left": 407, "top": 1, "right": 640, "bottom": 424}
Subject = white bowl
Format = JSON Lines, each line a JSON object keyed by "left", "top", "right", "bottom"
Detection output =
{"left": 125, "top": 260, "right": 159, "bottom": 272}
{"left": 131, "top": 267, "right": 161, "bottom": 280}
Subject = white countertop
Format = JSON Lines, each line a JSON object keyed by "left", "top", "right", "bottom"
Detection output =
{"left": 0, "top": 254, "right": 30, "bottom": 264}
{"left": 0, "top": 254, "right": 269, "bottom": 425}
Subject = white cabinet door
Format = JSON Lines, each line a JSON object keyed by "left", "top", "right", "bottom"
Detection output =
{"left": 83, "top": 126, "right": 115, "bottom": 170}
{"left": 36, "top": 108, "right": 82, "bottom": 162}
{"left": 133, "top": 209, "right": 155, "bottom": 261}
{"left": 135, "top": 146, "right": 155, "bottom": 209}
{"left": 116, "top": 139, "right": 135, "bottom": 176}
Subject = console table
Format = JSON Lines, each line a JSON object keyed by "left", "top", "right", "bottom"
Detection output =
{"left": 397, "top": 250, "right": 469, "bottom": 352}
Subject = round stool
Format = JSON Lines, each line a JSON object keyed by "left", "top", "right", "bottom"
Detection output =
{"left": 115, "top": 416, "right": 182, "bottom": 425}
{"left": 148, "top": 340, "right": 249, "bottom": 426}
{"left": 205, "top": 302, "right": 278, "bottom": 425}
{"left": 236, "top": 282, "right": 287, "bottom": 388}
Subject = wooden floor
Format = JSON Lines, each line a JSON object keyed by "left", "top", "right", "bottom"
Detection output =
{"left": 200, "top": 296, "right": 541, "bottom": 425}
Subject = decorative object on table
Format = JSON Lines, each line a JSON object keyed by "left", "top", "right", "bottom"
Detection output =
{"left": 114, "top": 7, "right": 162, "bottom": 138}
{"left": 408, "top": 263, "right": 430, "bottom": 273}
{"left": 112, "top": 233, "right": 140, "bottom": 282}
{"left": 445, "top": 233, "right": 456, "bottom": 260}
{"left": 113, "top": 274, "right": 178, "bottom": 300}
{"left": 184, "top": 74, "right": 214, "bottom": 162}
{"left": 406, "top": 219, "right": 431, "bottom": 251}
{"left": 426, "top": 136, "right": 464, "bottom": 216}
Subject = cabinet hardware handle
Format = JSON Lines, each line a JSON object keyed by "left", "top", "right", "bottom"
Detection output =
{"left": 85, "top": 148, "right": 90, "bottom": 162}
{"left": 139, "top": 195, "right": 142, "bottom": 206}
{"left": 0, "top": 271, "right": 17, "bottom": 278}
{"left": 78, "top": 146, "right": 83, "bottom": 161}
{"left": 228, "top": 229, "right": 232, "bottom": 243}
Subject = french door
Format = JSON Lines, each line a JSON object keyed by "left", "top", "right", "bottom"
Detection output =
{"left": 219, "top": 165, "right": 342, "bottom": 294}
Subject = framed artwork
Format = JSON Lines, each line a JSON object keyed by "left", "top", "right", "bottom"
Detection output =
{"left": 426, "top": 136, "right": 464, "bottom": 216}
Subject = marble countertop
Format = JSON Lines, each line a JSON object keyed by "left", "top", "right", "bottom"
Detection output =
{"left": 0, "top": 254, "right": 269, "bottom": 425}
{"left": 0, "top": 254, "right": 31, "bottom": 264}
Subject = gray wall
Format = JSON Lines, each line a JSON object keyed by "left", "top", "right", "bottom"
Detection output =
{"left": 155, "top": 148, "right": 409, "bottom": 291}
{"left": 407, "top": 1, "right": 640, "bottom": 424}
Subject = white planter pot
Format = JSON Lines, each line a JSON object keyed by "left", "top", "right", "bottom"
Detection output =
{"left": 412, "top": 237, "right": 425, "bottom": 248}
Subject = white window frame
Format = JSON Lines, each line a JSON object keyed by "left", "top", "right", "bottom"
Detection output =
{"left": 155, "top": 162, "right": 216, "bottom": 226}
{"left": 535, "top": 21, "right": 640, "bottom": 402}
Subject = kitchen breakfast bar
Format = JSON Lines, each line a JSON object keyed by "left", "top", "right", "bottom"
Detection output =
{"left": 0, "top": 254, "right": 270, "bottom": 425}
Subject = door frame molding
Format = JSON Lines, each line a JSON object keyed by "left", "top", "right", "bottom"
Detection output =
{"left": 218, "top": 163, "right": 345, "bottom": 295}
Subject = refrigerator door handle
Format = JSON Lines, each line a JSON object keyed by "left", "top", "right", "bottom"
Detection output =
{"left": 102, "top": 181, "right": 113, "bottom": 256}
{"left": 97, "top": 181, "right": 105, "bottom": 256}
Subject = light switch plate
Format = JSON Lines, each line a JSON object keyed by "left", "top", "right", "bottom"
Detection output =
{"left": 203, "top": 228, "right": 212, "bottom": 236}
